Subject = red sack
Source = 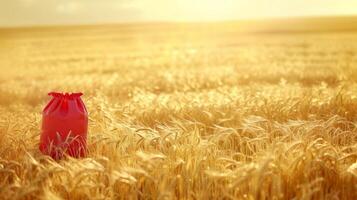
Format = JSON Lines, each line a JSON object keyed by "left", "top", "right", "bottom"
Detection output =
{"left": 39, "top": 92, "right": 88, "bottom": 159}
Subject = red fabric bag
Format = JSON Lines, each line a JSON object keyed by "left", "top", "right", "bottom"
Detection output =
{"left": 39, "top": 92, "right": 88, "bottom": 159}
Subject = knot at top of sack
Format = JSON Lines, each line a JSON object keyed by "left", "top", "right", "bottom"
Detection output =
{"left": 48, "top": 92, "right": 83, "bottom": 99}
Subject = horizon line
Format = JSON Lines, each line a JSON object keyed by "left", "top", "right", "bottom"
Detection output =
{"left": 1, "top": 14, "right": 357, "bottom": 30}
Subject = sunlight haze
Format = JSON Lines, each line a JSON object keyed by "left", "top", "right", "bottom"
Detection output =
{"left": 1, "top": 0, "right": 357, "bottom": 26}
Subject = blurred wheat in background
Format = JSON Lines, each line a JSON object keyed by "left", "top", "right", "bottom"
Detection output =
{"left": 0, "top": 21, "right": 356, "bottom": 199}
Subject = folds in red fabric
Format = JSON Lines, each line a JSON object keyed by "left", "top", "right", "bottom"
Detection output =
{"left": 39, "top": 92, "right": 88, "bottom": 159}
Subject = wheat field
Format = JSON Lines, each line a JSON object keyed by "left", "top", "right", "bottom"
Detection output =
{"left": 0, "top": 23, "right": 356, "bottom": 200}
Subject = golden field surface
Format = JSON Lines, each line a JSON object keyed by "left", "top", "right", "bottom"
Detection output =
{"left": 0, "top": 21, "right": 357, "bottom": 199}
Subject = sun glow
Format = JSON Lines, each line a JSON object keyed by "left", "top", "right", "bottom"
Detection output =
{"left": 1, "top": 0, "right": 357, "bottom": 26}
{"left": 174, "top": 0, "right": 237, "bottom": 21}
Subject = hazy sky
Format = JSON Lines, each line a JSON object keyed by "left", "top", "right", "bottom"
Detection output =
{"left": 1, "top": 0, "right": 357, "bottom": 27}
